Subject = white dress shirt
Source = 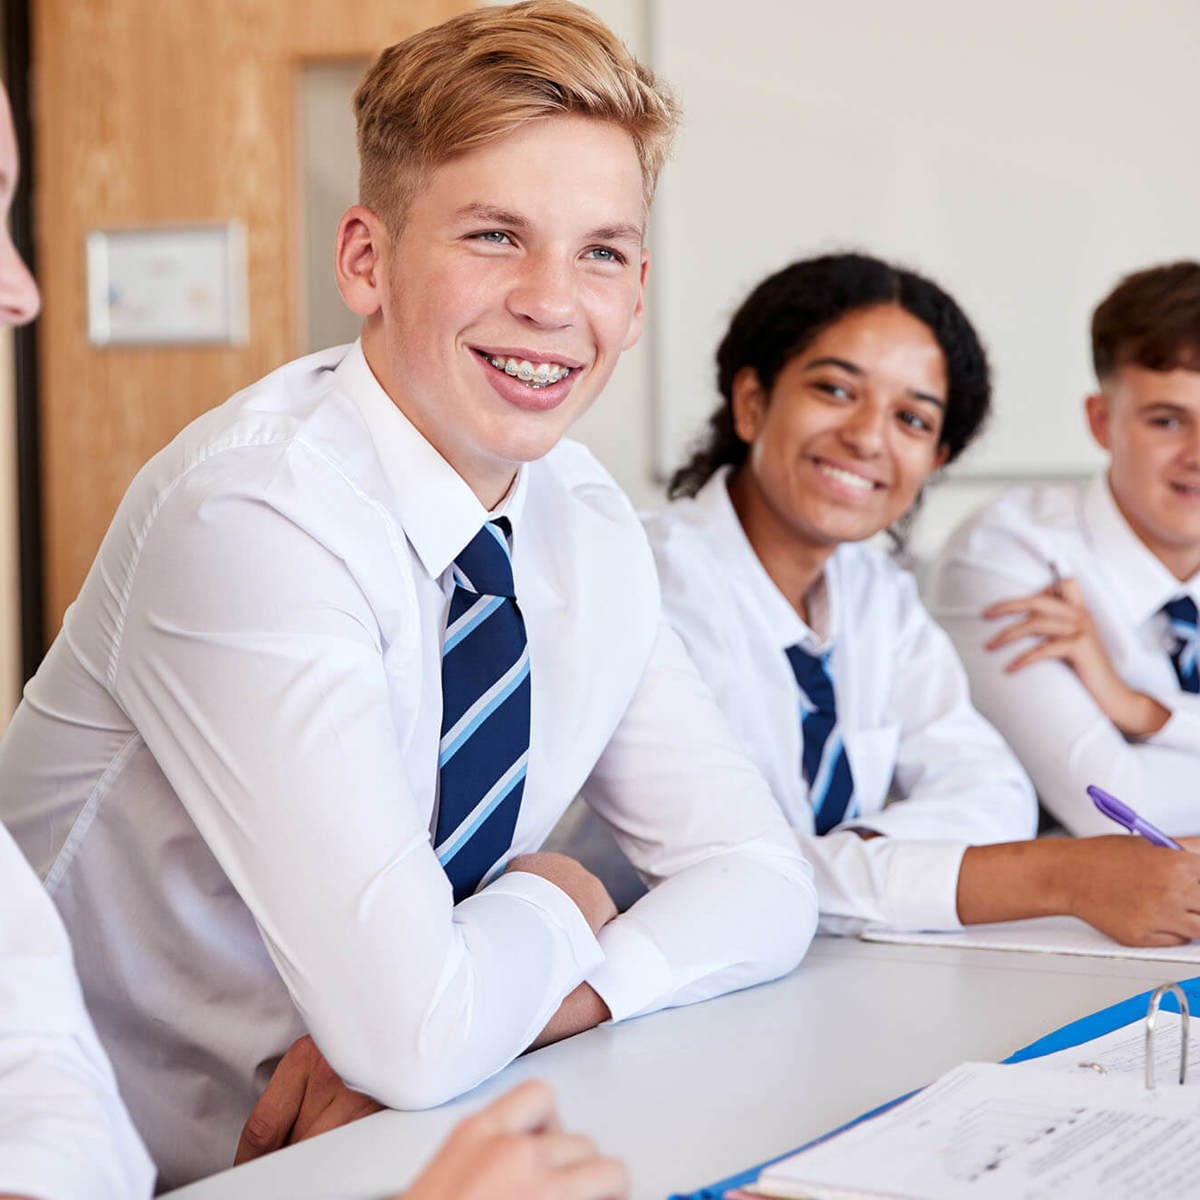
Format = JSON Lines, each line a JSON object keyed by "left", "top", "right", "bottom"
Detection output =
{"left": 0, "top": 343, "right": 816, "bottom": 1187}
{"left": 642, "top": 467, "right": 1037, "bottom": 935}
{"left": 0, "top": 824, "right": 153, "bottom": 1200}
{"left": 928, "top": 473, "right": 1200, "bottom": 836}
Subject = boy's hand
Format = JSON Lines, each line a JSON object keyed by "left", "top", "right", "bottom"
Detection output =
{"left": 505, "top": 853, "right": 617, "bottom": 933}
{"left": 1059, "top": 836, "right": 1200, "bottom": 946}
{"left": 403, "top": 1079, "right": 628, "bottom": 1200}
{"left": 234, "top": 1035, "right": 382, "bottom": 1165}
{"left": 983, "top": 577, "right": 1169, "bottom": 737}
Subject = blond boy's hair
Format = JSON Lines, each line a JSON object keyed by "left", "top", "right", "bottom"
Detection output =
{"left": 353, "top": 0, "right": 679, "bottom": 231}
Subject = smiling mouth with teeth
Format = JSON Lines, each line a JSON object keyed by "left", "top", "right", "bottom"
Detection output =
{"left": 481, "top": 352, "right": 573, "bottom": 389}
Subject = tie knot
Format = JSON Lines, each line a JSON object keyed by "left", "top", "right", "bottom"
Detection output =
{"left": 453, "top": 519, "right": 515, "bottom": 598}
{"left": 785, "top": 643, "right": 835, "bottom": 710}
{"left": 1164, "top": 595, "right": 1199, "bottom": 630}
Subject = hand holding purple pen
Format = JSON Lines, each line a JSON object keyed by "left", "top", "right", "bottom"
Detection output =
{"left": 1088, "top": 785, "right": 1183, "bottom": 849}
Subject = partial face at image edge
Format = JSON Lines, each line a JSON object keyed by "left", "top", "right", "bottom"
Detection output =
{"left": 1089, "top": 361, "right": 1200, "bottom": 581}
{"left": 0, "top": 86, "right": 40, "bottom": 328}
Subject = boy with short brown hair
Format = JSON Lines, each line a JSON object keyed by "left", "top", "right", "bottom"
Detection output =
{"left": 931, "top": 260, "right": 1200, "bottom": 836}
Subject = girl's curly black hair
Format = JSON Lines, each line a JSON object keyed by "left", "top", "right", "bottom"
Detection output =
{"left": 668, "top": 252, "right": 991, "bottom": 500}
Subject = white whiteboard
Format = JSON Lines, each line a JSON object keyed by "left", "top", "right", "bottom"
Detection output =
{"left": 650, "top": 0, "right": 1200, "bottom": 482}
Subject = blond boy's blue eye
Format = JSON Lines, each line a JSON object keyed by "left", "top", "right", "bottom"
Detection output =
{"left": 585, "top": 246, "right": 625, "bottom": 264}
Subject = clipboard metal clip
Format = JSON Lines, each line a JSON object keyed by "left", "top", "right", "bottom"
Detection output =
{"left": 1145, "top": 981, "right": 1189, "bottom": 1090}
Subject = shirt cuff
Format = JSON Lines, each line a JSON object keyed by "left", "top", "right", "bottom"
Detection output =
{"left": 584, "top": 915, "right": 674, "bottom": 1023}
{"left": 879, "top": 840, "right": 967, "bottom": 931}
{"left": 483, "top": 871, "right": 605, "bottom": 978}
{"left": 1145, "top": 699, "right": 1200, "bottom": 753}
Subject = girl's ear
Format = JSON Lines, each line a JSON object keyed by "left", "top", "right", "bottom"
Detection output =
{"left": 731, "top": 365, "right": 768, "bottom": 446}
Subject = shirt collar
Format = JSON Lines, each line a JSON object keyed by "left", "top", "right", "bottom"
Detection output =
{"left": 332, "top": 340, "right": 529, "bottom": 580}
{"left": 694, "top": 466, "right": 839, "bottom": 653}
{"left": 1082, "top": 470, "right": 1200, "bottom": 625}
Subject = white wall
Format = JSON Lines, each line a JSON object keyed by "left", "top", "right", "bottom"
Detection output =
{"left": 645, "top": 0, "right": 1200, "bottom": 554}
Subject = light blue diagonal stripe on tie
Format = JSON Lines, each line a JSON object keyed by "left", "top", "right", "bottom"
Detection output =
{"left": 443, "top": 594, "right": 505, "bottom": 656}
{"left": 1170, "top": 620, "right": 1199, "bottom": 675}
{"left": 436, "top": 753, "right": 529, "bottom": 866}
{"left": 808, "top": 728, "right": 845, "bottom": 810}
{"left": 483, "top": 522, "right": 510, "bottom": 553}
{"left": 439, "top": 647, "right": 531, "bottom": 766}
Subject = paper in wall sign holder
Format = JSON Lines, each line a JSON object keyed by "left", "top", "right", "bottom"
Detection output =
{"left": 85, "top": 221, "right": 249, "bottom": 347}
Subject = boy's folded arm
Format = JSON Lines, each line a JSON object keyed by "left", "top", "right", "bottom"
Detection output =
{"left": 112, "top": 486, "right": 602, "bottom": 1110}
{"left": 931, "top": 555, "right": 1199, "bottom": 836}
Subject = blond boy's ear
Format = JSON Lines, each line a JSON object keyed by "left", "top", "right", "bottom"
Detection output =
{"left": 334, "top": 205, "right": 389, "bottom": 318}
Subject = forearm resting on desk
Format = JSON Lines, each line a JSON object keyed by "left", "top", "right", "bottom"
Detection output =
{"left": 504, "top": 854, "right": 614, "bottom": 1048}
{"left": 528, "top": 982, "right": 611, "bottom": 1051}
{"left": 958, "top": 836, "right": 1200, "bottom": 945}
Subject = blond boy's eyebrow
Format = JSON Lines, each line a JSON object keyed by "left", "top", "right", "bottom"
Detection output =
{"left": 587, "top": 222, "right": 644, "bottom": 244}
{"left": 453, "top": 203, "right": 530, "bottom": 228}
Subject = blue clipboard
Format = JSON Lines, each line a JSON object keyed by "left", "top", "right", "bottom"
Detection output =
{"left": 669, "top": 973, "right": 1200, "bottom": 1200}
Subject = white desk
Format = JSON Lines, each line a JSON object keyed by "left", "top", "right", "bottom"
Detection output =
{"left": 163, "top": 937, "right": 1187, "bottom": 1200}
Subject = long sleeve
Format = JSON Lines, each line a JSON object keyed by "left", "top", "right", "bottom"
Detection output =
{"left": 579, "top": 624, "right": 819, "bottom": 1021}
{"left": 797, "top": 833, "right": 967, "bottom": 935}
{"left": 0, "top": 829, "right": 154, "bottom": 1200}
{"left": 929, "top": 538, "right": 1200, "bottom": 837}
{"left": 110, "top": 452, "right": 601, "bottom": 1111}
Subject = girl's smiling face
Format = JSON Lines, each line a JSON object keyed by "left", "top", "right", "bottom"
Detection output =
{"left": 730, "top": 303, "right": 950, "bottom": 558}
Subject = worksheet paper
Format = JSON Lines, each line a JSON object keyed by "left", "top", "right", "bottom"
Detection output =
{"left": 748, "top": 1060, "right": 1200, "bottom": 1199}
{"left": 860, "top": 915, "right": 1200, "bottom": 962}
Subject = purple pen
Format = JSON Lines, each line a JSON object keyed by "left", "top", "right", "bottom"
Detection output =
{"left": 1088, "top": 785, "right": 1182, "bottom": 849}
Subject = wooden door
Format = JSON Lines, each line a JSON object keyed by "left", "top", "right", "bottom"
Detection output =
{"left": 32, "top": 0, "right": 471, "bottom": 639}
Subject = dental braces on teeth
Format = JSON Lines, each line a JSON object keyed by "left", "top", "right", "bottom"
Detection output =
{"left": 488, "top": 355, "right": 572, "bottom": 388}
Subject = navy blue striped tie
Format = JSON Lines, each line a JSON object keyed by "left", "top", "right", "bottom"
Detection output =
{"left": 785, "top": 644, "right": 855, "bottom": 834}
{"left": 434, "top": 518, "right": 531, "bottom": 902}
{"left": 1163, "top": 595, "right": 1200, "bottom": 693}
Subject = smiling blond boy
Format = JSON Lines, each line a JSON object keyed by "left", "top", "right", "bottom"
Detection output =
{"left": 0, "top": 3, "right": 816, "bottom": 1186}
